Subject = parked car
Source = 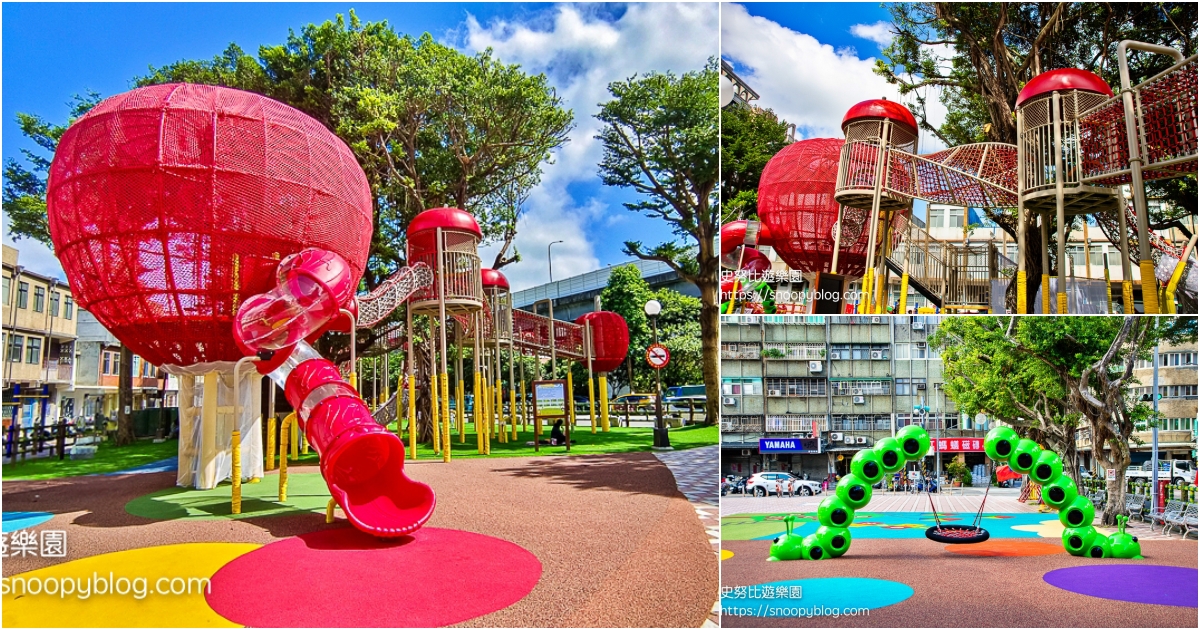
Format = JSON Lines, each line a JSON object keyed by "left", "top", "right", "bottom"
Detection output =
{"left": 609, "top": 393, "right": 656, "bottom": 413}
{"left": 722, "top": 475, "right": 747, "bottom": 496}
{"left": 744, "top": 472, "right": 823, "bottom": 496}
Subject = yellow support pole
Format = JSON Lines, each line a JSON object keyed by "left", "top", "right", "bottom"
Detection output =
{"left": 265, "top": 415, "right": 276, "bottom": 472}
{"left": 510, "top": 383, "right": 518, "bottom": 443}
{"left": 1056, "top": 291, "right": 1069, "bottom": 315}
{"left": 289, "top": 414, "right": 299, "bottom": 461}
{"left": 897, "top": 272, "right": 910, "bottom": 315}
{"left": 457, "top": 377, "right": 466, "bottom": 443}
{"left": 278, "top": 418, "right": 289, "bottom": 502}
{"left": 474, "top": 372, "right": 483, "bottom": 454}
{"left": 431, "top": 372, "right": 441, "bottom": 455}
{"left": 1041, "top": 275, "right": 1051, "bottom": 314}
{"left": 519, "top": 375, "right": 528, "bottom": 433}
{"left": 325, "top": 498, "right": 337, "bottom": 524}
{"left": 587, "top": 374, "right": 597, "bottom": 434}
{"left": 859, "top": 269, "right": 873, "bottom": 314}
{"left": 301, "top": 428, "right": 309, "bottom": 455}
{"left": 496, "top": 368, "right": 505, "bottom": 444}
{"left": 566, "top": 367, "right": 576, "bottom": 430}
{"left": 599, "top": 374, "right": 610, "bottom": 432}
{"left": 1140, "top": 259, "right": 1159, "bottom": 314}
{"left": 1016, "top": 270, "right": 1027, "bottom": 315}
{"left": 484, "top": 374, "right": 492, "bottom": 455}
{"left": 407, "top": 373, "right": 417, "bottom": 460}
{"left": 231, "top": 430, "right": 242, "bottom": 515}
{"left": 441, "top": 371, "right": 451, "bottom": 463}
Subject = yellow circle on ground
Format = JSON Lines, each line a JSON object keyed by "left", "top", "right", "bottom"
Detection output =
{"left": 2, "top": 543, "right": 259, "bottom": 627}
{"left": 721, "top": 549, "right": 734, "bottom": 561}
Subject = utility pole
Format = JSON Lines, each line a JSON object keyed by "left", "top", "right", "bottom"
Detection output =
{"left": 1151, "top": 345, "right": 1160, "bottom": 513}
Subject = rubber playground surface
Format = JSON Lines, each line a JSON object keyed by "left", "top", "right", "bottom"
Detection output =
{"left": 720, "top": 510, "right": 1198, "bottom": 627}
{"left": 2, "top": 452, "right": 717, "bottom": 628}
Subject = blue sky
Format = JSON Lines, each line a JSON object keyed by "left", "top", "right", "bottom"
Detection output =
{"left": 2, "top": 2, "right": 716, "bottom": 290}
{"left": 722, "top": 2, "right": 951, "bottom": 222}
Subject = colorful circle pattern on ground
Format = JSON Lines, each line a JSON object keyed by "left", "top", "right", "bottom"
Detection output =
{"left": 721, "top": 549, "right": 735, "bottom": 560}
{"left": 722, "top": 512, "right": 1046, "bottom": 541}
{"left": 1, "top": 543, "right": 258, "bottom": 627}
{"left": 1044, "top": 565, "right": 1198, "bottom": 607}
{"left": 3, "top": 511, "right": 54, "bottom": 533}
{"left": 126, "top": 473, "right": 330, "bottom": 521}
{"left": 206, "top": 527, "right": 542, "bottom": 627}
{"left": 946, "top": 540, "right": 1065, "bottom": 557}
{"left": 722, "top": 578, "right": 913, "bottom": 617}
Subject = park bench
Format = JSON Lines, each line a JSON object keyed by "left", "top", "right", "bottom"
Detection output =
{"left": 1163, "top": 503, "right": 1197, "bottom": 538}
{"left": 1123, "top": 493, "right": 1146, "bottom": 521}
{"left": 1150, "top": 500, "right": 1185, "bottom": 533}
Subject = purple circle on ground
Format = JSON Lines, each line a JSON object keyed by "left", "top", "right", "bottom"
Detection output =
{"left": 1044, "top": 565, "right": 1198, "bottom": 607}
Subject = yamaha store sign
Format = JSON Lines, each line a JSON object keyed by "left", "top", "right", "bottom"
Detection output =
{"left": 759, "top": 437, "right": 821, "bottom": 454}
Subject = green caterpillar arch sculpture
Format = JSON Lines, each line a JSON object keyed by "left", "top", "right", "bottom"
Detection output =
{"left": 768, "top": 425, "right": 1143, "bottom": 561}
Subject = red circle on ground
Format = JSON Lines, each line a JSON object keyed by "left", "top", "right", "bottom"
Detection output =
{"left": 946, "top": 539, "right": 1065, "bottom": 557}
{"left": 206, "top": 527, "right": 541, "bottom": 627}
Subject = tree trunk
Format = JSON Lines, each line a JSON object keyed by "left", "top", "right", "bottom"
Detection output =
{"left": 1093, "top": 435, "right": 1132, "bottom": 525}
{"left": 116, "top": 346, "right": 136, "bottom": 446}
{"left": 697, "top": 266, "right": 720, "bottom": 428}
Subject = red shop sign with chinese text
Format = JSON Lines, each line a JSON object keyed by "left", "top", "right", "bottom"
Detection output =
{"left": 935, "top": 438, "right": 984, "bottom": 452}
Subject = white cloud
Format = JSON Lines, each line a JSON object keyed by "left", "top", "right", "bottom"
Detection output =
{"left": 722, "top": 3, "right": 947, "bottom": 151}
{"left": 465, "top": 3, "right": 717, "bottom": 291}
{"left": 851, "top": 21, "right": 894, "bottom": 47}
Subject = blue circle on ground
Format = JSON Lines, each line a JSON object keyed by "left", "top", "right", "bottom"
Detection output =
{"left": 1044, "top": 565, "right": 1197, "bottom": 608}
{"left": 722, "top": 577, "right": 913, "bottom": 618}
{"left": 2, "top": 511, "right": 53, "bottom": 533}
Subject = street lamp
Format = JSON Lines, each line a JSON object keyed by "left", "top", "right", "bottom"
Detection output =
{"left": 548, "top": 240, "right": 564, "bottom": 283}
{"left": 644, "top": 299, "right": 670, "bottom": 449}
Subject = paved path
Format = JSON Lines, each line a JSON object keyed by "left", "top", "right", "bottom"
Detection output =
{"left": 654, "top": 445, "right": 720, "bottom": 627}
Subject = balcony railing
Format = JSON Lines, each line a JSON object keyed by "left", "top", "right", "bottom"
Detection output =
{"left": 42, "top": 360, "right": 73, "bottom": 383}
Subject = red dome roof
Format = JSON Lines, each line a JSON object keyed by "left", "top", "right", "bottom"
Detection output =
{"left": 408, "top": 207, "right": 482, "bottom": 238}
{"left": 45, "top": 83, "right": 373, "bottom": 367}
{"left": 842, "top": 99, "right": 918, "bottom": 132}
{"left": 720, "top": 220, "right": 775, "bottom": 255}
{"left": 1016, "top": 68, "right": 1113, "bottom": 107}
{"left": 481, "top": 268, "right": 509, "bottom": 290}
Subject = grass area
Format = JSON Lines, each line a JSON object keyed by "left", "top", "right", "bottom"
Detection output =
{"left": 2, "top": 423, "right": 717, "bottom": 479}
{"left": 2, "top": 438, "right": 179, "bottom": 481}
{"left": 284, "top": 422, "right": 718, "bottom": 465}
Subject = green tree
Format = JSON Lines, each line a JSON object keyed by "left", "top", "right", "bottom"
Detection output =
{"left": 137, "top": 12, "right": 574, "bottom": 285}
{"left": 3, "top": 93, "right": 104, "bottom": 247}
{"left": 595, "top": 58, "right": 720, "bottom": 420}
{"left": 720, "top": 105, "right": 790, "bottom": 223}
{"left": 876, "top": 3, "right": 1197, "bottom": 309}
{"left": 931, "top": 315, "right": 1196, "bottom": 524}
{"left": 4, "top": 12, "right": 573, "bottom": 445}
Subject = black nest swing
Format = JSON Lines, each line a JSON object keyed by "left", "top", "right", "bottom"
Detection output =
{"left": 923, "top": 462, "right": 992, "bottom": 544}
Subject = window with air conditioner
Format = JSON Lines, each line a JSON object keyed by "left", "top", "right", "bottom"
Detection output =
{"left": 853, "top": 396, "right": 866, "bottom": 404}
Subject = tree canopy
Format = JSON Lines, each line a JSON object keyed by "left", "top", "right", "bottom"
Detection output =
{"left": 931, "top": 315, "right": 1196, "bottom": 522}
{"left": 4, "top": 11, "right": 574, "bottom": 290}
{"left": 597, "top": 264, "right": 704, "bottom": 399}
{"left": 595, "top": 57, "right": 720, "bottom": 419}
{"left": 720, "top": 105, "right": 791, "bottom": 223}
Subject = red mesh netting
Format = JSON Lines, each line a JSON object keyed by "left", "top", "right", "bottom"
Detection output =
{"left": 47, "top": 83, "right": 373, "bottom": 367}
{"left": 575, "top": 312, "right": 629, "bottom": 373}
{"left": 758, "top": 138, "right": 905, "bottom": 278}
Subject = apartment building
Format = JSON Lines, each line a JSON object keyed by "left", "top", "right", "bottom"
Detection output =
{"left": 1076, "top": 341, "right": 1198, "bottom": 469}
{"left": 720, "top": 315, "right": 990, "bottom": 479}
{"left": 67, "top": 309, "right": 173, "bottom": 424}
{"left": 2, "top": 245, "right": 77, "bottom": 428}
